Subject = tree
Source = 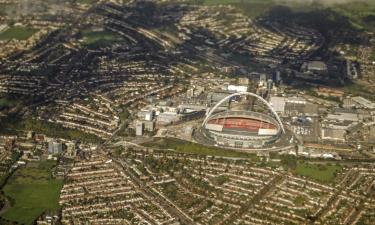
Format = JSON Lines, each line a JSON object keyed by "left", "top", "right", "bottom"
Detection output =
{"left": 280, "top": 155, "right": 297, "bottom": 170}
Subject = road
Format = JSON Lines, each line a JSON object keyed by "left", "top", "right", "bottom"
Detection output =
{"left": 218, "top": 174, "right": 285, "bottom": 225}
{"left": 113, "top": 158, "right": 195, "bottom": 225}
{"left": 96, "top": 112, "right": 195, "bottom": 224}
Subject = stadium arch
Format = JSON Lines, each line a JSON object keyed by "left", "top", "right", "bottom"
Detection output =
{"left": 202, "top": 92, "right": 285, "bottom": 134}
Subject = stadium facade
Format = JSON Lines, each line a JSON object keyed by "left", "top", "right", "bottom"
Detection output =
{"left": 201, "top": 92, "right": 284, "bottom": 149}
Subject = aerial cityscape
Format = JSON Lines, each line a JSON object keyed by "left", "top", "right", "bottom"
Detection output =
{"left": 0, "top": 0, "right": 375, "bottom": 224}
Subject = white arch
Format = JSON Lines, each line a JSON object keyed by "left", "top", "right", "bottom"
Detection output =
{"left": 203, "top": 92, "right": 285, "bottom": 134}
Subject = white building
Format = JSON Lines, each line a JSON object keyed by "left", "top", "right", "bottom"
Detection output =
{"left": 302, "top": 61, "right": 327, "bottom": 73}
{"left": 227, "top": 85, "right": 248, "bottom": 93}
{"left": 352, "top": 96, "right": 375, "bottom": 110}
{"left": 287, "top": 97, "right": 306, "bottom": 105}
{"left": 269, "top": 97, "right": 286, "bottom": 113}
{"left": 157, "top": 112, "right": 180, "bottom": 124}
{"left": 136, "top": 121, "right": 144, "bottom": 136}
{"left": 48, "top": 141, "right": 63, "bottom": 154}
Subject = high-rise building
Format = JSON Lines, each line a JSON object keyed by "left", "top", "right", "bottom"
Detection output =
{"left": 145, "top": 111, "right": 154, "bottom": 121}
{"left": 144, "top": 120, "right": 155, "bottom": 132}
{"left": 48, "top": 141, "right": 63, "bottom": 154}
{"left": 136, "top": 121, "right": 144, "bottom": 136}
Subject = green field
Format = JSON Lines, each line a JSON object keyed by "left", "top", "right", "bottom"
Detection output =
{"left": 334, "top": 1, "right": 375, "bottom": 31}
{"left": 77, "top": 0, "right": 97, "bottom": 4}
{"left": 0, "top": 26, "right": 38, "bottom": 40}
{"left": 293, "top": 163, "right": 342, "bottom": 184}
{"left": 143, "top": 138, "right": 259, "bottom": 160}
{"left": 82, "top": 30, "right": 122, "bottom": 45}
{"left": 1, "top": 160, "right": 63, "bottom": 225}
{"left": 201, "top": 0, "right": 273, "bottom": 4}
{"left": 0, "top": 97, "right": 20, "bottom": 110}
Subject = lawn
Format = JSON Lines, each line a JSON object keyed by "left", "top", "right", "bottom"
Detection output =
{"left": 77, "top": 0, "right": 97, "bottom": 4}
{"left": 293, "top": 163, "right": 342, "bottom": 184}
{"left": 333, "top": 1, "right": 375, "bottom": 31}
{"left": 143, "top": 137, "right": 259, "bottom": 160}
{"left": 0, "top": 97, "right": 19, "bottom": 110}
{"left": 201, "top": 0, "right": 273, "bottom": 5}
{"left": 1, "top": 160, "right": 63, "bottom": 225}
{"left": 0, "top": 26, "right": 38, "bottom": 40}
{"left": 81, "top": 30, "right": 122, "bottom": 45}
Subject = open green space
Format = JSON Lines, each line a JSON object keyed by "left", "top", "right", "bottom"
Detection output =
{"left": 277, "top": 155, "right": 342, "bottom": 184}
{"left": 1, "top": 160, "right": 63, "bottom": 225}
{"left": 143, "top": 137, "right": 259, "bottom": 160}
{"left": 201, "top": 0, "right": 273, "bottom": 5}
{"left": 0, "top": 26, "right": 38, "bottom": 40}
{"left": 0, "top": 97, "right": 20, "bottom": 110}
{"left": 76, "top": 0, "right": 97, "bottom": 4}
{"left": 334, "top": 1, "right": 375, "bottom": 31}
{"left": 293, "top": 162, "right": 342, "bottom": 184}
{"left": 81, "top": 30, "right": 122, "bottom": 45}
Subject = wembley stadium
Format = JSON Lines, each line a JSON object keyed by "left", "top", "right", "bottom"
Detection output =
{"left": 198, "top": 92, "right": 285, "bottom": 150}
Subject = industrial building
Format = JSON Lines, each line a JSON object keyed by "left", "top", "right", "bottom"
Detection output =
{"left": 48, "top": 141, "right": 63, "bottom": 154}
{"left": 301, "top": 61, "right": 328, "bottom": 73}
{"left": 351, "top": 96, "right": 375, "bottom": 110}
{"left": 136, "top": 121, "right": 144, "bottom": 136}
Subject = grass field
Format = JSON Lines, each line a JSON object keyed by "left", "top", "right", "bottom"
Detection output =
{"left": 0, "top": 97, "right": 19, "bottom": 110}
{"left": 202, "top": 0, "right": 273, "bottom": 4}
{"left": 1, "top": 160, "right": 63, "bottom": 225}
{"left": 82, "top": 30, "right": 122, "bottom": 45}
{"left": 334, "top": 2, "right": 375, "bottom": 31}
{"left": 77, "top": 0, "right": 97, "bottom": 4}
{"left": 0, "top": 26, "right": 38, "bottom": 40}
{"left": 293, "top": 163, "right": 342, "bottom": 184}
{"left": 143, "top": 137, "right": 259, "bottom": 160}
